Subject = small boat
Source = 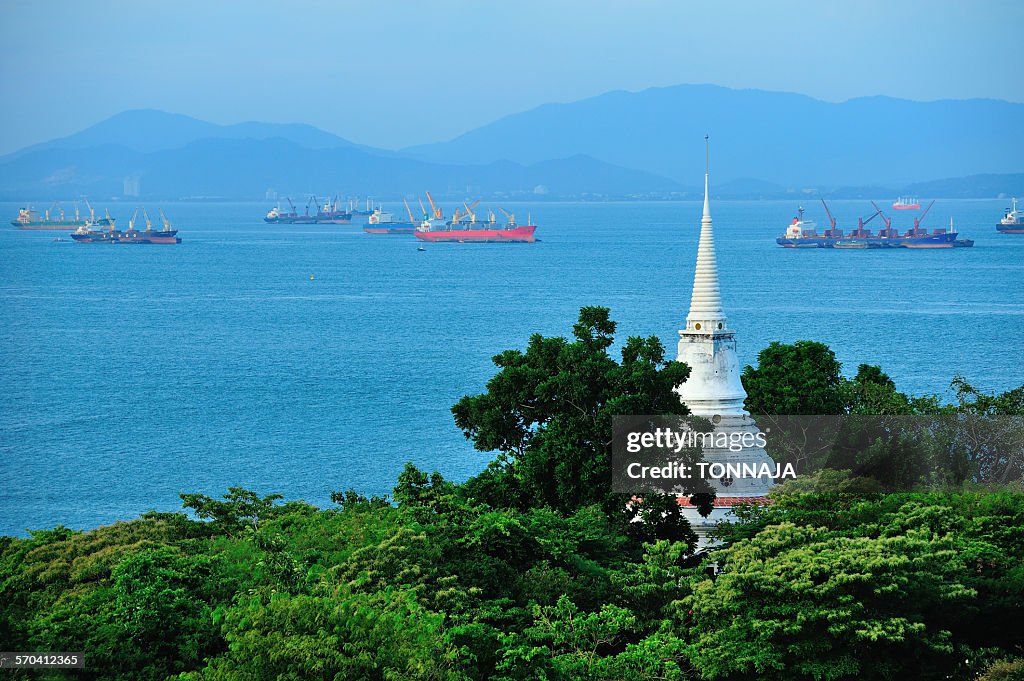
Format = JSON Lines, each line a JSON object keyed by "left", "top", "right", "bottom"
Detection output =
{"left": 997, "top": 198, "right": 1023, "bottom": 234}
{"left": 892, "top": 197, "right": 921, "bottom": 210}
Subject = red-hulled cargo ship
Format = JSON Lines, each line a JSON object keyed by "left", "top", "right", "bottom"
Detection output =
{"left": 413, "top": 195, "right": 538, "bottom": 242}
{"left": 892, "top": 196, "right": 921, "bottom": 210}
{"left": 415, "top": 223, "right": 537, "bottom": 243}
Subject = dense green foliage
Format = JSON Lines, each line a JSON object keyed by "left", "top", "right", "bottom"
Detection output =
{"left": 2, "top": 310, "right": 1022, "bottom": 680}
{"left": 742, "top": 341, "right": 1024, "bottom": 489}
{"left": 452, "top": 306, "right": 713, "bottom": 540}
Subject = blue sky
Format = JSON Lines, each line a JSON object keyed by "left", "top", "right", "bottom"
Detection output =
{"left": 1, "top": 0, "right": 1021, "bottom": 155}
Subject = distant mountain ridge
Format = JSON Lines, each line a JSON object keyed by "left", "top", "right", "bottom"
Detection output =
{"left": 0, "top": 109, "right": 376, "bottom": 161}
{"left": 0, "top": 134, "right": 682, "bottom": 200}
{"left": 402, "top": 84, "right": 1024, "bottom": 187}
{"left": 1, "top": 85, "right": 1022, "bottom": 201}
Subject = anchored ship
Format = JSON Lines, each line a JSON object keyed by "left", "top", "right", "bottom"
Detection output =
{"left": 892, "top": 196, "right": 921, "bottom": 210}
{"left": 312, "top": 196, "right": 352, "bottom": 224}
{"left": 265, "top": 198, "right": 311, "bottom": 224}
{"left": 11, "top": 200, "right": 115, "bottom": 230}
{"left": 348, "top": 198, "right": 374, "bottom": 221}
{"left": 413, "top": 192, "right": 538, "bottom": 243}
{"left": 264, "top": 196, "right": 351, "bottom": 224}
{"left": 415, "top": 223, "right": 538, "bottom": 243}
{"left": 776, "top": 200, "right": 973, "bottom": 249}
{"left": 997, "top": 198, "right": 1023, "bottom": 234}
{"left": 363, "top": 198, "right": 418, "bottom": 234}
{"left": 71, "top": 207, "right": 180, "bottom": 244}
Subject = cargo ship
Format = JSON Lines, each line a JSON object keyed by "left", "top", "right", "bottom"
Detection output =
{"left": 415, "top": 223, "right": 538, "bottom": 243}
{"left": 363, "top": 199, "right": 417, "bottom": 234}
{"left": 776, "top": 200, "right": 973, "bottom": 249}
{"left": 265, "top": 198, "right": 312, "bottom": 224}
{"left": 892, "top": 196, "right": 921, "bottom": 210}
{"left": 348, "top": 198, "right": 374, "bottom": 221}
{"left": 312, "top": 196, "right": 352, "bottom": 224}
{"left": 264, "top": 196, "right": 350, "bottom": 224}
{"left": 997, "top": 198, "right": 1023, "bottom": 234}
{"left": 71, "top": 207, "right": 180, "bottom": 244}
{"left": 413, "top": 193, "right": 538, "bottom": 243}
{"left": 11, "top": 201, "right": 115, "bottom": 230}
{"left": 414, "top": 211, "right": 538, "bottom": 243}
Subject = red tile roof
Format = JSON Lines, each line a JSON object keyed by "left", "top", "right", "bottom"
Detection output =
{"left": 677, "top": 495, "right": 772, "bottom": 508}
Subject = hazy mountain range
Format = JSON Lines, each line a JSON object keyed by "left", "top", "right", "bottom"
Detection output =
{"left": 0, "top": 110, "right": 679, "bottom": 201}
{"left": 404, "top": 84, "right": 1024, "bottom": 187}
{"left": 1, "top": 85, "right": 1021, "bottom": 201}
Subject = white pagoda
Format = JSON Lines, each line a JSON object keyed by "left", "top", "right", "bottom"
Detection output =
{"left": 675, "top": 138, "right": 774, "bottom": 546}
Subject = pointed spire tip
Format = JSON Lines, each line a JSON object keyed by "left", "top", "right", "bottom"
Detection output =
{"left": 703, "top": 135, "right": 711, "bottom": 219}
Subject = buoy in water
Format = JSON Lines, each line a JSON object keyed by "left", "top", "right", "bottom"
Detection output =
{"left": 310, "top": 274, "right": 315, "bottom": 280}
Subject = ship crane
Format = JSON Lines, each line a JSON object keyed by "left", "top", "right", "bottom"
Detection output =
{"left": 159, "top": 208, "right": 172, "bottom": 232}
{"left": 857, "top": 209, "right": 881, "bottom": 231}
{"left": 425, "top": 191, "right": 443, "bottom": 219}
{"left": 418, "top": 197, "right": 428, "bottom": 220}
{"left": 870, "top": 201, "right": 893, "bottom": 233}
{"left": 403, "top": 198, "right": 417, "bottom": 224}
{"left": 820, "top": 199, "right": 838, "bottom": 232}
{"left": 128, "top": 207, "right": 139, "bottom": 232}
{"left": 141, "top": 207, "right": 153, "bottom": 232}
{"left": 84, "top": 197, "right": 96, "bottom": 222}
{"left": 462, "top": 199, "right": 481, "bottom": 224}
{"left": 497, "top": 207, "right": 516, "bottom": 226}
{"left": 913, "top": 200, "right": 936, "bottom": 231}
{"left": 286, "top": 196, "right": 297, "bottom": 214}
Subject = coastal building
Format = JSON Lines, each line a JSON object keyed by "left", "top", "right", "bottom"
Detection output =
{"left": 123, "top": 175, "right": 140, "bottom": 197}
{"left": 675, "top": 139, "right": 774, "bottom": 546}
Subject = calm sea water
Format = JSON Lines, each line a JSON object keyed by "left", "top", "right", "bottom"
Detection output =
{"left": 1, "top": 199, "right": 1022, "bottom": 535}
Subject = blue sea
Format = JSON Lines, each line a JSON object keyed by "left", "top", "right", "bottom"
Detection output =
{"left": 1, "top": 199, "right": 1022, "bottom": 535}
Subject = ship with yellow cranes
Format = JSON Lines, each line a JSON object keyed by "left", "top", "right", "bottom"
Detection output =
{"left": 361, "top": 192, "right": 538, "bottom": 242}
{"left": 11, "top": 199, "right": 115, "bottom": 230}
{"left": 71, "top": 206, "right": 181, "bottom": 244}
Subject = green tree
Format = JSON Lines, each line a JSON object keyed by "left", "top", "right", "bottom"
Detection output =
{"left": 452, "top": 307, "right": 708, "bottom": 541}
{"left": 686, "top": 523, "right": 975, "bottom": 681}
{"left": 742, "top": 341, "right": 848, "bottom": 415}
{"left": 182, "top": 589, "right": 462, "bottom": 681}
{"left": 700, "top": 492, "right": 1024, "bottom": 679}
{"left": 179, "top": 487, "right": 284, "bottom": 535}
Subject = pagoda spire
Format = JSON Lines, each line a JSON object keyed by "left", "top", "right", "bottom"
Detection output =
{"left": 674, "top": 138, "right": 774, "bottom": 549}
{"left": 685, "top": 135, "right": 726, "bottom": 334}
